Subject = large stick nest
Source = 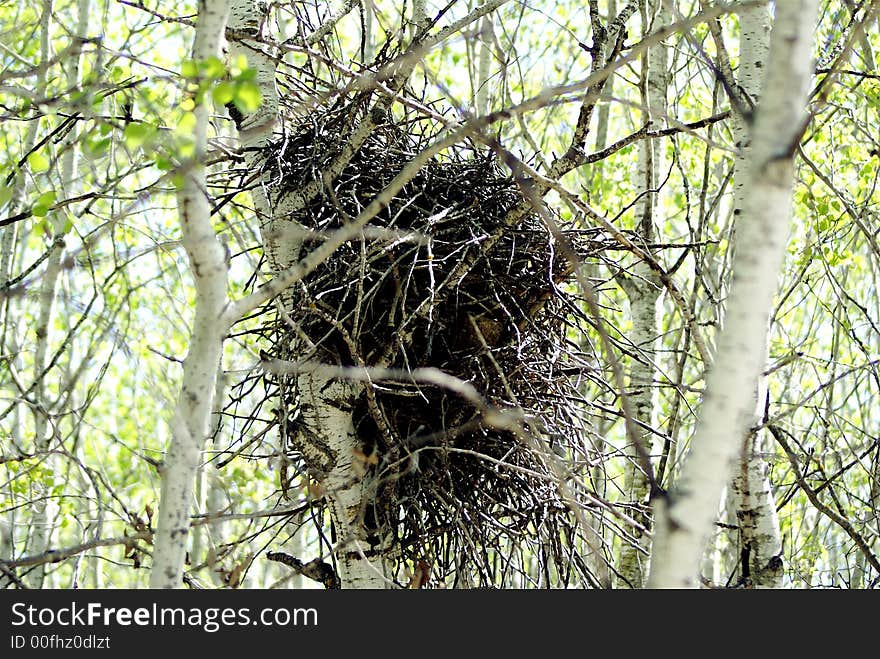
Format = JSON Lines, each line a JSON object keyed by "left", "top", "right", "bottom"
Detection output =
{"left": 235, "top": 92, "right": 612, "bottom": 587}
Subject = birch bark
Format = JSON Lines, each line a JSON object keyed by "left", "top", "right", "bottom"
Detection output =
{"left": 28, "top": 0, "right": 93, "bottom": 587}
{"left": 18, "top": 0, "right": 55, "bottom": 589}
{"left": 647, "top": 0, "right": 819, "bottom": 588}
{"left": 615, "top": 0, "right": 668, "bottom": 588}
{"left": 227, "top": 0, "right": 390, "bottom": 588}
{"left": 725, "top": 1, "right": 783, "bottom": 589}
{"left": 149, "top": 0, "right": 231, "bottom": 589}
{"left": 474, "top": 14, "right": 494, "bottom": 116}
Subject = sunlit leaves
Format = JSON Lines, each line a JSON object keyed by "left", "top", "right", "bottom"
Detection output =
{"left": 232, "top": 80, "right": 261, "bottom": 113}
{"left": 84, "top": 135, "right": 112, "bottom": 158}
{"left": 27, "top": 152, "right": 50, "bottom": 173}
{"left": 180, "top": 55, "right": 262, "bottom": 114}
{"left": 123, "top": 123, "right": 156, "bottom": 150}
{"left": 180, "top": 59, "right": 199, "bottom": 79}
{"left": 211, "top": 80, "right": 236, "bottom": 105}
{"left": 31, "top": 191, "right": 55, "bottom": 217}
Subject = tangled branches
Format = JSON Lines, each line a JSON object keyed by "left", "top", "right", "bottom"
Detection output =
{"left": 217, "top": 77, "right": 621, "bottom": 586}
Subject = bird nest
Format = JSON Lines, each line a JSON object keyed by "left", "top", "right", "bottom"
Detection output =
{"left": 233, "top": 93, "right": 610, "bottom": 587}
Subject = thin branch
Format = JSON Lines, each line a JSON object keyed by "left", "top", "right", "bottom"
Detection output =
{"left": 1, "top": 532, "right": 151, "bottom": 569}
{"left": 769, "top": 424, "right": 880, "bottom": 575}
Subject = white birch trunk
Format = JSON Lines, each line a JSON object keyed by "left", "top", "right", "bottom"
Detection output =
{"left": 21, "top": 0, "right": 56, "bottom": 589}
{"left": 474, "top": 14, "right": 494, "bottom": 116}
{"left": 726, "top": 1, "right": 782, "bottom": 589}
{"left": 227, "top": 0, "right": 389, "bottom": 588}
{"left": 362, "top": 0, "right": 374, "bottom": 62}
{"left": 615, "top": 0, "right": 668, "bottom": 588}
{"left": 411, "top": 0, "right": 430, "bottom": 37}
{"left": 149, "top": 0, "right": 231, "bottom": 589}
{"left": 27, "top": 0, "right": 93, "bottom": 587}
{"left": 0, "top": 35, "right": 49, "bottom": 457}
{"left": 190, "top": 364, "right": 227, "bottom": 585}
{"left": 647, "top": 0, "right": 819, "bottom": 588}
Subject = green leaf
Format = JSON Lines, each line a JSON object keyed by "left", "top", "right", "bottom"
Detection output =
{"left": 176, "top": 111, "right": 197, "bottom": 135}
{"left": 229, "top": 54, "right": 249, "bottom": 77}
{"left": 233, "top": 81, "right": 261, "bottom": 113}
{"left": 0, "top": 187, "right": 13, "bottom": 206}
{"left": 32, "top": 192, "right": 55, "bottom": 217}
{"left": 27, "top": 152, "right": 50, "bottom": 172}
{"left": 181, "top": 59, "right": 199, "bottom": 79}
{"left": 212, "top": 81, "right": 235, "bottom": 106}
{"left": 124, "top": 123, "right": 154, "bottom": 149}
{"left": 85, "top": 136, "right": 111, "bottom": 158}
{"left": 200, "top": 56, "right": 226, "bottom": 80}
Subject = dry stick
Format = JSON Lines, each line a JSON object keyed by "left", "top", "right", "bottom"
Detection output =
{"left": 229, "top": 0, "right": 513, "bottom": 124}
{"left": 350, "top": 18, "right": 712, "bottom": 510}
{"left": 381, "top": 37, "right": 718, "bottom": 370}
{"left": 468, "top": 316, "right": 615, "bottom": 588}
{"left": 0, "top": 39, "right": 98, "bottom": 84}
{"left": 189, "top": 502, "right": 311, "bottom": 527}
{"left": 768, "top": 424, "right": 880, "bottom": 574}
{"left": 582, "top": 110, "right": 732, "bottom": 164}
{"left": 410, "top": 56, "right": 719, "bottom": 369}
{"left": 298, "top": 0, "right": 360, "bottom": 47}
{"left": 1, "top": 501, "right": 312, "bottom": 574}
{"left": 1, "top": 532, "right": 151, "bottom": 569}
{"left": 488, "top": 153, "right": 713, "bottom": 367}
{"left": 370, "top": 9, "right": 633, "bottom": 368}
{"left": 305, "top": 302, "right": 397, "bottom": 449}
{"left": 214, "top": 5, "right": 759, "bottom": 583}
{"left": 260, "top": 358, "right": 648, "bottom": 536}
{"left": 261, "top": 359, "right": 486, "bottom": 408}
{"left": 228, "top": 0, "right": 516, "bottom": 229}
{"left": 0, "top": 562, "right": 27, "bottom": 589}
{"left": 527, "top": 206, "right": 659, "bottom": 497}
{"left": 363, "top": 86, "right": 711, "bottom": 496}
{"left": 697, "top": 0, "right": 751, "bottom": 120}
{"left": 265, "top": 551, "right": 339, "bottom": 588}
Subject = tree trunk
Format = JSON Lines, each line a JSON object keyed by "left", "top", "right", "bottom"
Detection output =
{"left": 27, "top": 0, "right": 92, "bottom": 588}
{"left": 474, "top": 14, "right": 494, "bottom": 116}
{"left": 149, "top": 0, "right": 232, "bottom": 589}
{"left": 615, "top": 0, "right": 668, "bottom": 589}
{"left": 22, "top": 0, "right": 56, "bottom": 589}
{"left": 647, "top": 0, "right": 819, "bottom": 589}
{"left": 227, "top": 0, "right": 390, "bottom": 588}
{"left": 721, "top": 0, "right": 782, "bottom": 589}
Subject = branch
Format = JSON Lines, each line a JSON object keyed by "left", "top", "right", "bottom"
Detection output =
{"left": 1, "top": 532, "right": 151, "bottom": 569}
{"left": 768, "top": 424, "right": 880, "bottom": 575}
{"left": 581, "top": 111, "right": 731, "bottom": 165}
{"left": 265, "top": 552, "right": 340, "bottom": 589}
